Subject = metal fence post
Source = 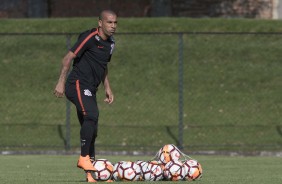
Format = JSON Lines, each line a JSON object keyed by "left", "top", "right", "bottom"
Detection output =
{"left": 178, "top": 33, "right": 184, "bottom": 150}
{"left": 65, "top": 34, "right": 71, "bottom": 151}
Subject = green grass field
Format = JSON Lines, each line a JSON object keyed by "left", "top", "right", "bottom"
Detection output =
{"left": 1, "top": 155, "right": 282, "bottom": 184}
{"left": 0, "top": 18, "right": 281, "bottom": 152}
{"left": 0, "top": 17, "right": 281, "bottom": 184}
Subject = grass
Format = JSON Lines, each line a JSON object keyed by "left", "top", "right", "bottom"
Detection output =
{"left": 0, "top": 18, "right": 281, "bottom": 152}
{"left": 0, "top": 154, "right": 282, "bottom": 184}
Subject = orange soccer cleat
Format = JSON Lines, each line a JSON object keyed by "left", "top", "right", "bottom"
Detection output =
{"left": 77, "top": 155, "right": 96, "bottom": 171}
{"left": 86, "top": 171, "right": 97, "bottom": 182}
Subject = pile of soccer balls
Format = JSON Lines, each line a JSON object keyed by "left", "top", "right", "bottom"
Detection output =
{"left": 91, "top": 144, "right": 203, "bottom": 182}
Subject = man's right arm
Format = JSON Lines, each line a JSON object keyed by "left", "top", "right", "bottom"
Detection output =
{"left": 53, "top": 51, "right": 76, "bottom": 98}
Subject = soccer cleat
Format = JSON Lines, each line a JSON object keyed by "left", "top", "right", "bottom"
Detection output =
{"left": 77, "top": 155, "right": 96, "bottom": 171}
{"left": 90, "top": 158, "right": 95, "bottom": 164}
{"left": 86, "top": 171, "right": 97, "bottom": 182}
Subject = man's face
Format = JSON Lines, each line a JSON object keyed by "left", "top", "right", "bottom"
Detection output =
{"left": 99, "top": 13, "right": 117, "bottom": 38}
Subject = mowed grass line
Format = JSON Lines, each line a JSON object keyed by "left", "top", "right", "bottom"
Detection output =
{"left": 0, "top": 155, "right": 281, "bottom": 184}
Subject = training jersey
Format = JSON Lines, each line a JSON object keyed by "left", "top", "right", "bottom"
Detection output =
{"left": 67, "top": 28, "right": 115, "bottom": 91}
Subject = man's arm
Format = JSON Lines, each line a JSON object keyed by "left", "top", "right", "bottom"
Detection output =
{"left": 53, "top": 51, "right": 76, "bottom": 98}
{"left": 103, "top": 68, "right": 114, "bottom": 104}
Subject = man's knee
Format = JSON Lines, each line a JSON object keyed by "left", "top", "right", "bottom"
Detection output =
{"left": 84, "top": 112, "right": 99, "bottom": 123}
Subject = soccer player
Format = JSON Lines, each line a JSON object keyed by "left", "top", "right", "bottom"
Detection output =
{"left": 53, "top": 10, "right": 117, "bottom": 182}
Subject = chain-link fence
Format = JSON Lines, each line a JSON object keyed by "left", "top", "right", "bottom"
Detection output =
{"left": 0, "top": 32, "right": 281, "bottom": 154}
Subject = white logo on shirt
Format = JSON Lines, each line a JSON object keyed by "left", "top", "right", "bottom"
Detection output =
{"left": 110, "top": 43, "right": 115, "bottom": 54}
{"left": 84, "top": 89, "right": 92, "bottom": 96}
{"left": 95, "top": 35, "right": 100, "bottom": 41}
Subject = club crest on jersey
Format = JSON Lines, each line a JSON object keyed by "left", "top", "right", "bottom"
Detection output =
{"left": 95, "top": 35, "right": 100, "bottom": 41}
{"left": 110, "top": 43, "right": 115, "bottom": 54}
{"left": 84, "top": 89, "right": 92, "bottom": 96}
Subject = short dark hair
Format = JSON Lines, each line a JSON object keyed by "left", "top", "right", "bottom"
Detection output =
{"left": 99, "top": 10, "right": 117, "bottom": 20}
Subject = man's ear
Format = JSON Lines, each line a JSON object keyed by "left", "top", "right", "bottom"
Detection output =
{"left": 98, "top": 20, "right": 102, "bottom": 27}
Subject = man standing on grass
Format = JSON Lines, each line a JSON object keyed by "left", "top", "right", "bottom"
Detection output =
{"left": 53, "top": 10, "right": 117, "bottom": 182}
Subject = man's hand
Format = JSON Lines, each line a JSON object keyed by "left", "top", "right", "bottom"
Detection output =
{"left": 104, "top": 88, "right": 114, "bottom": 104}
{"left": 53, "top": 51, "right": 76, "bottom": 98}
{"left": 53, "top": 82, "right": 65, "bottom": 98}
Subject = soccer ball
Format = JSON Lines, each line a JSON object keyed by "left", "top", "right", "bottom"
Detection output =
{"left": 183, "top": 159, "right": 203, "bottom": 181}
{"left": 140, "top": 162, "right": 163, "bottom": 181}
{"left": 149, "top": 160, "right": 160, "bottom": 164}
{"left": 117, "top": 161, "right": 141, "bottom": 181}
{"left": 135, "top": 160, "right": 147, "bottom": 180}
{"left": 91, "top": 159, "right": 113, "bottom": 181}
{"left": 135, "top": 160, "right": 147, "bottom": 168}
{"left": 157, "top": 144, "right": 181, "bottom": 164}
{"left": 163, "top": 160, "right": 186, "bottom": 181}
{"left": 112, "top": 161, "right": 124, "bottom": 181}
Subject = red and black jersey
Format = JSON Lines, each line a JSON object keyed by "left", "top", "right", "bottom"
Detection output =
{"left": 67, "top": 28, "right": 115, "bottom": 91}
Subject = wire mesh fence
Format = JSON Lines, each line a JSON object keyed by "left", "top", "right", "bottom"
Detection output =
{"left": 0, "top": 32, "right": 281, "bottom": 153}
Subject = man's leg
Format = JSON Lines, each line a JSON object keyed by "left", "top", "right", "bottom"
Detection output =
{"left": 77, "top": 87, "right": 99, "bottom": 183}
{"left": 76, "top": 109, "right": 84, "bottom": 126}
{"left": 89, "top": 121, "right": 98, "bottom": 161}
{"left": 76, "top": 109, "right": 97, "bottom": 160}
{"left": 77, "top": 109, "right": 97, "bottom": 182}
{"left": 76, "top": 84, "right": 99, "bottom": 172}
{"left": 65, "top": 81, "right": 97, "bottom": 172}
{"left": 79, "top": 96, "right": 99, "bottom": 157}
